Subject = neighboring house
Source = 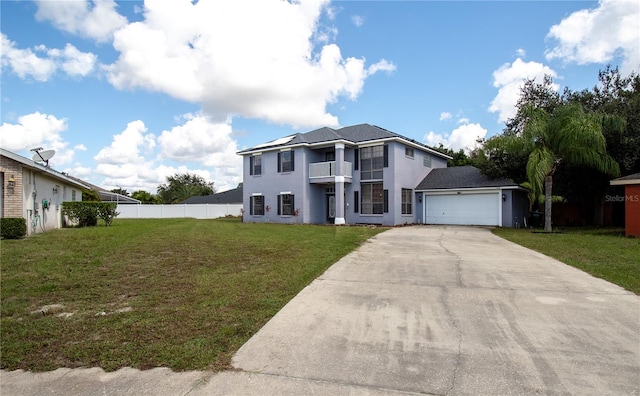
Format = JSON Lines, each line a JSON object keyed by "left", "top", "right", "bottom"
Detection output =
{"left": 182, "top": 183, "right": 243, "bottom": 204}
{"left": 237, "top": 124, "right": 451, "bottom": 226}
{"left": 610, "top": 173, "right": 640, "bottom": 237}
{"left": 415, "top": 166, "right": 529, "bottom": 227}
{"left": 1, "top": 148, "right": 89, "bottom": 235}
{"left": 65, "top": 176, "right": 141, "bottom": 204}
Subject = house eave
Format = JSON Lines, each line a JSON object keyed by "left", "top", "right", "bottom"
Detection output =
{"left": 610, "top": 179, "right": 640, "bottom": 186}
{"left": 1, "top": 148, "right": 90, "bottom": 190}
{"left": 238, "top": 137, "right": 451, "bottom": 160}
{"left": 416, "top": 186, "right": 523, "bottom": 194}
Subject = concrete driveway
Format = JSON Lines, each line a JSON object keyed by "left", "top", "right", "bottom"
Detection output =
{"left": 2, "top": 226, "right": 639, "bottom": 395}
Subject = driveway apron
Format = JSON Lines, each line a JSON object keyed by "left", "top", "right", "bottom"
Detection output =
{"left": 232, "top": 226, "right": 640, "bottom": 395}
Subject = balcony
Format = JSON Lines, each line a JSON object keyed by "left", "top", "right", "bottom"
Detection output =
{"left": 309, "top": 161, "right": 352, "bottom": 184}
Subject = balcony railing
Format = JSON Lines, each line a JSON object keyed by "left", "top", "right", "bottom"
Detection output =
{"left": 309, "top": 161, "right": 352, "bottom": 180}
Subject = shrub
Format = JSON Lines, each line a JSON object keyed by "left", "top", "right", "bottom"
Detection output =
{"left": 1, "top": 217, "right": 27, "bottom": 239}
{"left": 62, "top": 202, "right": 119, "bottom": 227}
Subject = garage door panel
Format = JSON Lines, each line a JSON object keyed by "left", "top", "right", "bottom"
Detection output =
{"left": 426, "top": 193, "right": 499, "bottom": 226}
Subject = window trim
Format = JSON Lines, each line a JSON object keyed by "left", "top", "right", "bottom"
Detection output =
{"left": 405, "top": 147, "right": 414, "bottom": 159}
{"left": 359, "top": 145, "right": 386, "bottom": 181}
{"left": 250, "top": 195, "right": 265, "bottom": 216}
{"left": 401, "top": 188, "right": 413, "bottom": 215}
{"left": 360, "top": 182, "right": 384, "bottom": 215}
{"left": 277, "top": 193, "right": 295, "bottom": 216}
{"left": 277, "top": 150, "right": 295, "bottom": 173}
{"left": 249, "top": 154, "right": 262, "bottom": 176}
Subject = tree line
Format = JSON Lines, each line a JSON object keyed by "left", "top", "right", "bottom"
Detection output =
{"left": 107, "top": 173, "right": 215, "bottom": 204}
{"left": 449, "top": 66, "right": 638, "bottom": 231}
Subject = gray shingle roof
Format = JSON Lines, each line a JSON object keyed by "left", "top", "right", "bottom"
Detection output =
{"left": 610, "top": 172, "right": 640, "bottom": 184}
{"left": 238, "top": 124, "right": 449, "bottom": 159}
{"left": 416, "top": 166, "right": 518, "bottom": 190}
{"left": 181, "top": 184, "right": 243, "bottom": 204}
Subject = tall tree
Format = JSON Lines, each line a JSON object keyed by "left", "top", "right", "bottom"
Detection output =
{"left": 157, "top": 173, "right": 215, "bottom": 204}
{"left": 110, "top": 188, "right": 129, "bottom": 196}
{"left": 432, "top": 144, "right": 474, "bottom": 167}
{"left": 519, "top": 103, "right": 619, "bottom": 231}
{"left": 131, "top": 190, "right": 162, "bottom": 204}
{"left": 563, "top": 66, "right": 640, "bottom": 175}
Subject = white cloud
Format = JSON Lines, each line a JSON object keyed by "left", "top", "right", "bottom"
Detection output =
{"left": 92, "top": 116, "right": 242, "bottom": 193}
{"left": 439, "top": 112, "right": 452, "bottom": 121}
{"left": 516, "top": 48, "right": 526, "bottom": 57}
{"left": 94, "top": 120, "right": 155, "bottom": 165}
{"left": 35, "top": 0, "right": 127, "bottom": 43}
{"left": 546, "top": 0, "right": 639, "bottom": 76}
{"left": 54, "top": 44, "right": 98, "bottom": 76}
{"left": 1, "top": 34, "right": 97, "bottom": 81}
{"left": 158, "top": 113, "right": 241, "bottom": 168}
{"left": 489, "top": 58, "right": 557, "bottom": 123}
{"left": 424, "top": 123, "right": 487, "bottom": 154}
{"left": 352, "top": 15, "right": 365, "bottom": 27}
{"left": 0, "top": 111, "right": 78, "bottom": 165}
{"left": 457, "top": 117, "right": 470, "bottom": 124}
{"left": 1, "top": 34, "right": 56, "bottom": 81}
{"left": 104, "top": 0, "right": 395, "bottom": 128}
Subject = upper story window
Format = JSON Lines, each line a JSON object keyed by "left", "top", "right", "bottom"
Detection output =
{"left": 71, "top": 190, "right": 77, "bottom": 201}
{"left": 405, "top": 147, "right": 414, "bottom": 159}
{"left": 250, "top": 154, "right": 262, "bottom": 176}
{"left": 359, "top": 145, "right": 387, "bottom": 180}
{"left": 423, "top": 155, "right": 432, "bottom": 167}
{"left": 278, "top": 150, "right": 295, "bottom": 173}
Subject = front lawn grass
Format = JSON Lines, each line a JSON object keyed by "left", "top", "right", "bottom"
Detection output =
{"left": 1, "top": 217, "right": 385, "bottom": 372}
{"left": 493, "top": 227, "right": 640, "bottom": 294}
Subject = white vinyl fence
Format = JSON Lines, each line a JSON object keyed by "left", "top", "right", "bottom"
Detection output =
{"left": 116, "top": 204, "right": 243, "bottom": 219}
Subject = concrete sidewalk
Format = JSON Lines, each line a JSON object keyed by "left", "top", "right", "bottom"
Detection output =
{"left": 2, "top": 226, "right": 639, "bottom": 395}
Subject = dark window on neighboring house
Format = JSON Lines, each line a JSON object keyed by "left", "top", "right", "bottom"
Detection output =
{"left": 360, "top": 145, "right": 387, "bottom": 180}
{"left": 277, "top": 194, "right": 295, "bottom": 216}
{"left": 402, "top": 188, "right": 412, "bottom": 214}
{"left": 361, "top": 183, "right": 385, "bottom": 214}
{"left": 250, "top": 195, "right": 264, "bottom": 215}
{"left": 277, "top": 150, "right": 295, "bottom": 172}
{"left": 249, "top": 155, "right": 262, "bottom": 176}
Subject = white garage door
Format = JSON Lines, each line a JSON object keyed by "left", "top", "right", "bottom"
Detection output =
{"left": 425, "top": 193, "right": 499, "bottom": 226}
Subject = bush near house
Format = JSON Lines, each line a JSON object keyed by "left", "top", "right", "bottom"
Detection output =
{"left": 62, "top": 202, "right": 119, "bottom": 227}
{"left": 0, "top": 217, "right": 27, "bottom": 239}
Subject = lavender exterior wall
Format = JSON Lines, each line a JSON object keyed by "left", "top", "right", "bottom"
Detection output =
{"left": 242, "top": 141, "right": 447, "bottom": 226}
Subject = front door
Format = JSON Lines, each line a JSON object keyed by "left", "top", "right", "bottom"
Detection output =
{"left": 327, "top": 194, "right": 336, "bottom": 222}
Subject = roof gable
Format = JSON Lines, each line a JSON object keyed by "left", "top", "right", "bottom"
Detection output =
{"left": 182, "top": 185, "right": 243, "bottom": 204}
{"left": 416, "top": 166, "right": 518, "bottom": 190}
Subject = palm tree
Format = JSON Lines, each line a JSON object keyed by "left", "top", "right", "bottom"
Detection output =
{"left": 522, "top": 103, "right": 620, "bottom": 231}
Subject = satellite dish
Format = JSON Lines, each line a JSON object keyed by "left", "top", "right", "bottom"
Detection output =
{"left": 31, "top": 149, "right": 55, "bottom": 166}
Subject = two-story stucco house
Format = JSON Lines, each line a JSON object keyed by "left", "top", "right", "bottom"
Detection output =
{"left": 237, "top": 124, "right": 451, "bottom": 226}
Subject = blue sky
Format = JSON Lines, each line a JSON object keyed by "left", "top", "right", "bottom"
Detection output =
{"left": 1, "top": 0, "right": 638, "bottom": 193}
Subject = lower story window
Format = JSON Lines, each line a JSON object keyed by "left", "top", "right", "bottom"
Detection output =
{"left": 278, "top": 194, "right": 295, "bottom": 216}
{"left": 250, "top": 195, "right": 264, "bottom": 215}
{"left": 402, "top": 188, "right": 412, "bottom": 215}
{"left": 361, "top": 183, "right": 384, "bottom": 214}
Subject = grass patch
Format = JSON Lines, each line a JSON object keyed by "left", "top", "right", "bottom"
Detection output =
{"left": 1, "top": 217, "right": 385, "bottom": 372}
{"left": 493, "top": 227, "right": 640, "bottom": 294}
